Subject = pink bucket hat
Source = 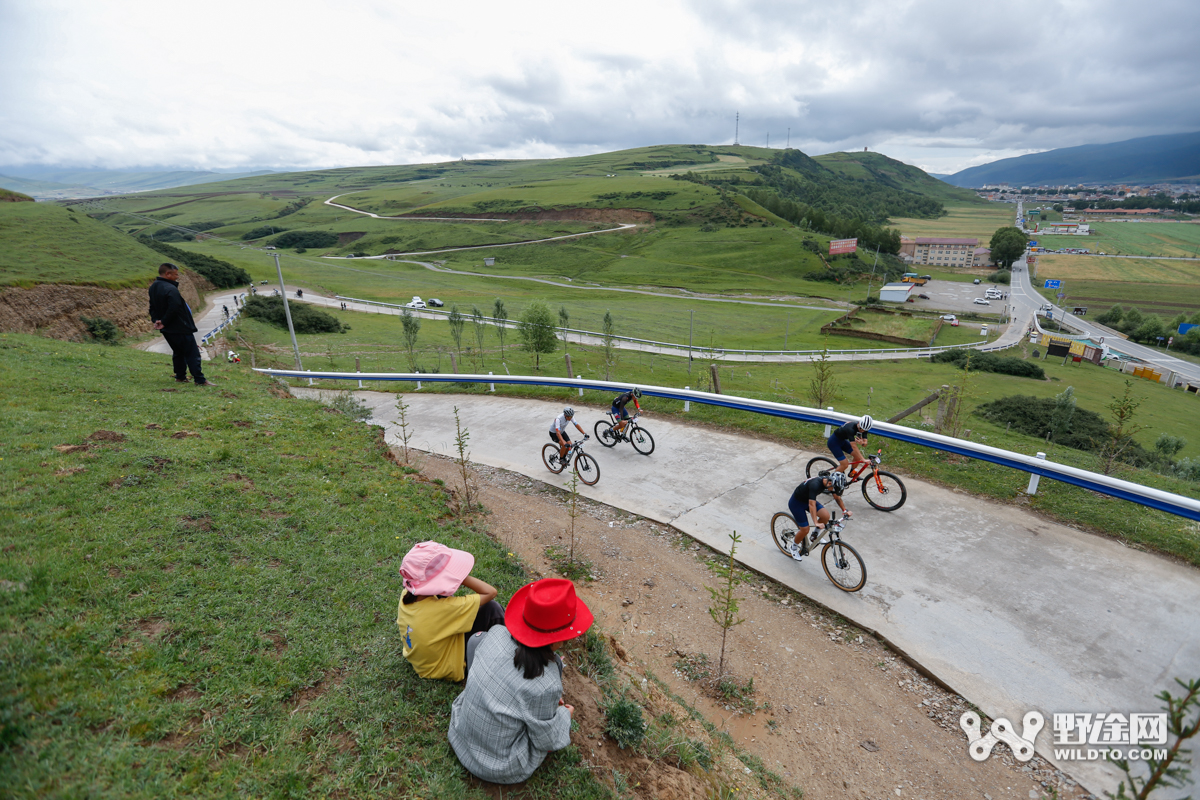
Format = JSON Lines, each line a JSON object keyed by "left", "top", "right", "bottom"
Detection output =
{"left": 400, "top": 541, "right": 474, "bottom": 596}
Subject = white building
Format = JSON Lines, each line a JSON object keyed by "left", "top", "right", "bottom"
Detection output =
{"left": 879, "top": 282, "right": 915, "bottom": 303}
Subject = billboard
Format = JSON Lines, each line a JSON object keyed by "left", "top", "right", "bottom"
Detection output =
{"left": 1072, "top": 307, "right": 1088, "bottom": 316}
{"left": 829, "top": 238, "right": 858, "bottom": 255}
{"left": 1180, "top": 323, "right": 1198, "bottom": 336}
{"left": 1044, "top": 279, "right": 1061, "bottom": 289}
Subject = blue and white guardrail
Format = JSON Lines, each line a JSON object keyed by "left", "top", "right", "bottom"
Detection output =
{"left": 253, "top": 369, "right": 1200, "bottom": 522}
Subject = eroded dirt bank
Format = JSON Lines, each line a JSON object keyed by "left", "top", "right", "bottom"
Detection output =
{"left": 0, "top": 269, "right": 210, "bottom": 342}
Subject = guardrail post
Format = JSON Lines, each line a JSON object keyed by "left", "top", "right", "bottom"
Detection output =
{"left": 489, "top": 372, "right": 495, "bottom": 392}
{"left": 1026, "top": 452, "right": 1046, "bottom": 495}
{"left": 356, "top": 357, "right": 362, "bottom": 389}
{"left": 417, "top": 380, "right": 423, "bottom": 390}
{"left": 683, "top": 388, "right": 690, "bottom": 412}
{"left": 577, "top": 376, "right": 583, "bottom": 397}
{"left": 710, "top": 364, "right": 722, "bottom": 394}
{"left": 824, "top": 407, "right": 834, "bottom": 437}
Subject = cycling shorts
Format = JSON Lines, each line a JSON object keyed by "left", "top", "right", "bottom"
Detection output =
{"left": 827, "top": 434, "right": 849, "bottom": 462}
{"left": 612, "top": 404, "right": 630, "bottom": 420}
{"left": 787, "top": 496, "right": 824, "bottom": 530}
{"left": 549, "top": 430, "right": 571, "bottom": 445}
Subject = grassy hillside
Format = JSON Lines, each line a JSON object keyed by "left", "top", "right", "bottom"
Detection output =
{"left": 814, "top": 151, "right": 979, "bottom": 204}
{"left": 1, "top": 188, "right": 35, "bottom": 202}
{"left": 0, "top": 202, "right": 166, "bottom": 289}
{"left": 0, "top": 333, "right": 800, "bottom": 800}
{"left": 889, "top": 201, "right": 1015, "bottom": 243}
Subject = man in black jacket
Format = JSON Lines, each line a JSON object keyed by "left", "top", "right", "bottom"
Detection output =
{"left": 148, "top": 263, "right": 211, "bottom": 386}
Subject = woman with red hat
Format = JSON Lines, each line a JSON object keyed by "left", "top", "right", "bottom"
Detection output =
{"left": 448, "top": 578, "right": 593, "bottom": 784}
{"left": 396, "top": 541, "right": 505, "bottom": 682}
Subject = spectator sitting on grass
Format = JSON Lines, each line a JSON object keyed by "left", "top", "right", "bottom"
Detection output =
{"left": 396, "top": 541, "right": 504, "bottom": 682}
{"left": 448, "top": 578, "right": 593, "bottom": 784}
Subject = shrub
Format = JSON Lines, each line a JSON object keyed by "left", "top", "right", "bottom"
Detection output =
{"left": 325, "top": 391, "right": 372, "bottom": 422}
{"left": 987, "top": 270, "right": 1011, "bottom": 285}
{"left": 243, "top": 295, "right": 348, "bottom": 334}
{"left": 931, "top": 348, "right": 1045, "bottom": 379}
{"left": 139, "top": 238, "right": 252, "bottom": 288}
{"left": 242, "top": 225, "right": 287, "bottom": 241}
{"left": 80, "top": 316, "right": 120, "bottom": 344}
{"left": 272, "top": 230, "right": 339, "bottom": 250}
{"left": 974, "top": 394, "right": 1151, "bottom": 465}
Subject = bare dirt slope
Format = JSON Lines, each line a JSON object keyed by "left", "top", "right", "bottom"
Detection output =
{"left": 415, "top": 453, "right": 1094, "bottom": 800}
{"left": 0, "top": 268, "right": 210, "bottom": 341}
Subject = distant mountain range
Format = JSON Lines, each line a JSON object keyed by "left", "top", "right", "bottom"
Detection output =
{"left": 0, "top": 166, "right": 278, "bottom": 200}
{"left": 942, "top": 131, "right": 1200, "bottom": 188}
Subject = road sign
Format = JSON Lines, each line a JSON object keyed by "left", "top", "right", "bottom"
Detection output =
{"left": 1056, "top": 292, "right": 1065, "bottom": 298}
{"left": 1044, "top": 279, "right": 1061, "bottom": 289}
{"left": 1072, "top": 307, "right": 1087, "bottom": 316}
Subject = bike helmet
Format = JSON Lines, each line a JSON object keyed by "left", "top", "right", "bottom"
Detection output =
{"left": 632, "top": 388, "right": 642, "bottom": 398}
{"left": 859, "top": 414, "right": 874, "bottom": 432}
{"left": 826, "top": 471, "right": 850, "bottom": 494}
{"left": 563, "top": 407, "right": 575, "bottom": 419}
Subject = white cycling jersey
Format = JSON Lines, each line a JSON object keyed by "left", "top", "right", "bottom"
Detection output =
{"left": 550, "top": 413, "right": 573, "bottom": 434}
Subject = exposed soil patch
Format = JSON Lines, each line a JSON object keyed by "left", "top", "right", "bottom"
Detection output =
{"left": 287, "top": 668, "right": 344, "bottom": 714}
{"left": 180, "top": 515, "right": 213, "bottom": 531}
{"left": 338, "top": 231, "right": 366, "bottom": 245}
{"left": 260, "top": 630, "right": 288, "bottom": 657}
{"left": 414, "top": 453, "right": 1095, "bottom": 800}
{"left": 54, "top": 466, "right": 88, "bottom": 477}
{"left": 86, "top": 430, "right": 127, "bottom": 442}
{"left": 53, "top": 443, "right": 90, "bottom": 454}
{"left": 171, "top": 430, "right": 201, "bottom": 439}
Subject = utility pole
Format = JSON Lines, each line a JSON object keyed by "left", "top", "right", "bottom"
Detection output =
{"left": 766, "top": 133, "right": 770, "bottom": 148}
{"left": 866, "top": 245, "right": 880, "bottom": 302}
{"left": 273, "top": 253, "right": 303, "bottom": 370}
{"left": 784, "top": 313, "right": 790, "bottom": 349}
{"left": 786, "top": 127, "right": 790, "bottom": 149}
{"left": 734, "top": 113, "right": 739, "bottom": 146}
{"left": 688, "top": 309, "right": 694, "bottom": 374}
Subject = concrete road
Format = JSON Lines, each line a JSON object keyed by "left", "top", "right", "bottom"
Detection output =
{"left": 140, "top": 287, "right": 250, "bottom": 360}
{"left": 290, "top": 388, "right": 1200, "bottom": 796}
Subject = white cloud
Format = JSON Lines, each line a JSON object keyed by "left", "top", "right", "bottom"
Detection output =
{"left": 1, "top": 0, "right": 1197, "bottom": 174}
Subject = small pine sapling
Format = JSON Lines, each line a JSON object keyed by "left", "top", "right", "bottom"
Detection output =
{"left": 706, "top": 531, "right": 745, "bottom": 680}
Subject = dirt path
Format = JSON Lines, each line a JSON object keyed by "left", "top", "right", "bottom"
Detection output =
{"left": 414, "top": 453, "right": 1092, "bottom": 800}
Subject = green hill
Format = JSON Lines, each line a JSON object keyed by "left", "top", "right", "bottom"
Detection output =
{"left": 814, "top": 151, "right": 979, "bottom": 203}
{"left": 1, "top": 188, "right": 34, "bottom": 203}
{"left": 0, "top": 202, "right": 166, "bottom": 289}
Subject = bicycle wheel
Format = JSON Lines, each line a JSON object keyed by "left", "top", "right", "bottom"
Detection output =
{"left": 573, "top": 452, "right": 601, "bottom": 485}
{"left": 629, "top": 425, "right": 655, "bottom": 455}
{"left": 862, "top": 470, "right": 907, "bottom": 511}
{"left": 821, "top": 540, "right": 867, "bottom": 592}
{"left": 770, "top": 512, "right": 799, "bottom": 557}
{"left": 594, "top": 420, "right": 618, "bottom": 448}
{"left": 805, "top": 456, "right": 838, "bottom": 478}
{"left": 542, "top": 444, "right": 566, "bottom": 474}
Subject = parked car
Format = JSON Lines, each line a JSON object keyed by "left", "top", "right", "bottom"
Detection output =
{"left": 973, "top": 298, "right": 991, "bottom": 306}
{"left": 973, "top": 278, "right": 982, "bottom": 284}
{"left": 427, "top": 298, "right": 444, "bottom": 307}
{"left": 917, "top": 293, "right": 931, "bottom": 300}
{"left": 940, "top": 314, "right": 957, "bottom": 321}
{"left": 920, "top": 275, "right": 932, "bottom": 281}
{"left": 406, "top": 296, "right": 427, "bottom": 309}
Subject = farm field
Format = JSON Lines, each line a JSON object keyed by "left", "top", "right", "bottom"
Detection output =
{"left": 1033, "top": 255, "right": 1200, "bottom": 316}
{"left": 1083, "top": 220, "right": 1200, "bottom": 258}
{"left": 888, "top": 201, "right": 1013, "bottom": 242}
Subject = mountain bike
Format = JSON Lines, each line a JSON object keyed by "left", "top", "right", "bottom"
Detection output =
{"left": 769, "top": 512, "right": 866, "bottom": 593}
{"left": 541, "top": 436, "right": 600, "bottom": 486}
{"left": 594, "top": 411, "right": 654, "bottom": 455}
{"left": 805, "top": 449, "right": 907, "bottom": 511}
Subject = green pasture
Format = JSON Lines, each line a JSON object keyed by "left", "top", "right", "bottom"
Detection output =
{"left": 1033, "top": 255, "right": 1200, "bottom": 316}
{"left": 1084, "top": 221, "right": 1200, "bottom": 258}
{"left": 0, "top": 203, "right": 164, "bottom": 289}
{"left": 889, "top": 201, "right": 1014, "bottom": 243}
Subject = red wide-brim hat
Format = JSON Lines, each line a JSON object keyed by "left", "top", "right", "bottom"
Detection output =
{"left": 506, "top": 578, "right": 594, "bottom": 648}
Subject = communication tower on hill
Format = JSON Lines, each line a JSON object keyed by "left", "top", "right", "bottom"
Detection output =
{"left": 734, "top": 112, "right": 739, "bottom": 145}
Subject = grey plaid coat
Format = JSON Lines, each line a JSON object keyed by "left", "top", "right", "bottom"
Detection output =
{"left": 448, "top": 627, "right": 571, "bottom": 784}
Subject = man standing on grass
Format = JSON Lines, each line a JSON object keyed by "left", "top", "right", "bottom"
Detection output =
{"left": 148, "top": 263, "right": 212, "bottom": 386}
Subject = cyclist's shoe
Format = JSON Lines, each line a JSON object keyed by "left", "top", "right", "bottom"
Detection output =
{"left": 790, "top": 539, "right": 809, "bottom": 559}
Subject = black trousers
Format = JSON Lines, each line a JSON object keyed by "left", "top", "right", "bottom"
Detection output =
{"left": 464, "top": 600, "right": 506, "bottom": 678}
{"left": 162, "top": 331, "right": 206, "bottom": 383}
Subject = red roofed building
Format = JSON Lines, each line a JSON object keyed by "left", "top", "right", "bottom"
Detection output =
{"left": 912, "top": 238, "right": 988, "bottom": 267}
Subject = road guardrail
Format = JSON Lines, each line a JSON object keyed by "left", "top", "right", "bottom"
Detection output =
{"left": 253, "top": 369, "right": 1200, "bottom": 521}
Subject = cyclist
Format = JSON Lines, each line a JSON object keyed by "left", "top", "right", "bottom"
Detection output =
{"left": 829, "top": 414, "right": 873, "bottom": 475}
{"left": 785, "top": 471, "right": 850, "bottom": 561}
{"left": 611, "top": 388, "right": 641, "bottom": 438}
{"left": 549, "top": 407, "right": 588, "bottom": 461}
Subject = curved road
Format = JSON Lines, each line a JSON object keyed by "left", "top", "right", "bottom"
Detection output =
{"left": 290, "top": 387, "right": 1200, "bottom": 798}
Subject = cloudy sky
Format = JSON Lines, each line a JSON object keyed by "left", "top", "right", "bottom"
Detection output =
{"left": 3, "top": 0, "right": 1199, "bottom": 175}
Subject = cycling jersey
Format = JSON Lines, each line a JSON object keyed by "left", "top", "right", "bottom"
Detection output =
{"left": 832, "top": 421, "right": 867, "bottom": 443}
{"left": 788, "top": 477, "right": 831, "bottom": 529}
{"left": 612, "top": 391, "right": 640, "bottom": 420}
{"left": 550, "top": 414, "right": 573, "bottom": 435}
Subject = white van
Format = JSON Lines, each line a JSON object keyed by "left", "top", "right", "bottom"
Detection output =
{"left": 406, "top": 296, "right": 427, "bottom": 309}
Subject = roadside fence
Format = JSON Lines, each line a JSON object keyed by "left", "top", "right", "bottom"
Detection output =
{"left": 253, "top": 368, "right": 1200, "bottom": 522}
